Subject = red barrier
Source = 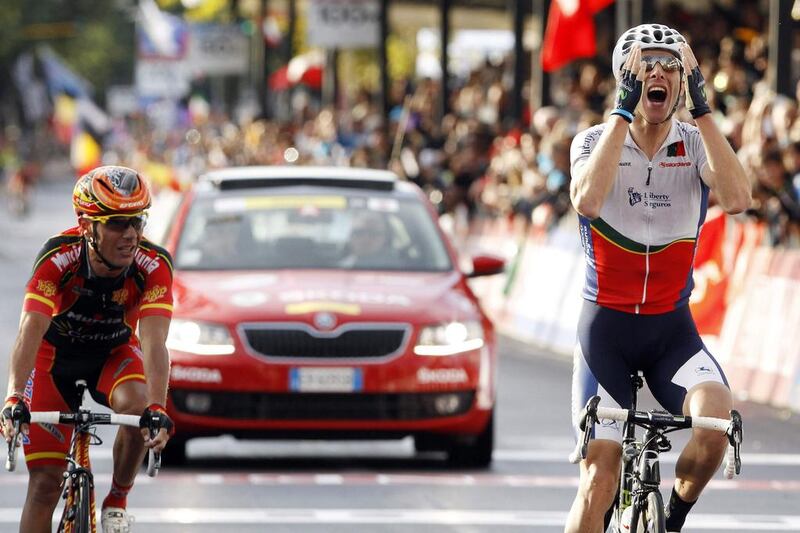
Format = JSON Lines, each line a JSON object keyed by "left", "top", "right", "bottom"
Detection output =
{"left": 690, "top": 208, "right": 730, "bottom": 336}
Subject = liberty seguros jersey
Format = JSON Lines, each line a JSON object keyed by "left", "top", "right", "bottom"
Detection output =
{"left": 23, "top": 227, "right": 174, "bottom": 357}
{"left": 570, "top": 120, "right": 710, "bottom": 314}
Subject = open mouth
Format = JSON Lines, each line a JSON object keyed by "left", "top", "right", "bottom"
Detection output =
{"left": 647, "top": 87, "right": 668, "bottom": 103}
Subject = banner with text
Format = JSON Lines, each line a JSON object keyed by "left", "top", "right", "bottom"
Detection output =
{"left": 307, "top": 0, "right": 379, "bottom": 49}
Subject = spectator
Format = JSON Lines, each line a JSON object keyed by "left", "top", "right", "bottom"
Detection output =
{"left": 755, "top": 149, "right": 800, "bottom": 245}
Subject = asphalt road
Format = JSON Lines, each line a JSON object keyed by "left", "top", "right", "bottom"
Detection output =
{"left": 0, "top": 180, "right": 798, "bottom": 532}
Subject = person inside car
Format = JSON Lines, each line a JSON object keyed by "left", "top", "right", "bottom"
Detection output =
{"left": 340, "top": 210, "right": 399, "bottom": 269}
{"left": 198, "top": 214, "right": 248, "bottom": 268}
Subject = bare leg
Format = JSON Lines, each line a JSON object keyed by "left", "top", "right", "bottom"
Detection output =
{"left": 565, "top": 439, "right": 622, "bottom": 533}
{"left": 109, "top": 381, "right": 148, "bottom": 493}
{"left": 20, "top": 467, "right": 63, "bottom": 533}
{"left": 674, "top": 382, "right": 732, "bottom": 501}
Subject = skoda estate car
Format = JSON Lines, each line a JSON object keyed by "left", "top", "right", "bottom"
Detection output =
{"left": 156, "top": 167, "right": 504, "bottom": 467}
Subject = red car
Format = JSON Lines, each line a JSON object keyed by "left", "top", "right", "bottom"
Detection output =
{"left": 156, "top": 167, "right": 504, "bottom": 467}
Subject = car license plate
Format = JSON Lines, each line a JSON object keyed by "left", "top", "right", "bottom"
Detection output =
{"left": 289, "top": 367, "right": 363, "bottom": 392}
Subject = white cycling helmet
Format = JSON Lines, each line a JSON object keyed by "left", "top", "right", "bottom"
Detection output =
{"left": 612, "top": 23, "right": 687, "bottom": 80}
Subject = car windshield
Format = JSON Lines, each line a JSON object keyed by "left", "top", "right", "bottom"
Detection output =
{"left": 175, "top": 191, "right": 453, "bottom": 271}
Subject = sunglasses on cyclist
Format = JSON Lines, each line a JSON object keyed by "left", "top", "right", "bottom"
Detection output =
{"left": 88, "top": 214, "right": 148, "bottom": 232}
{"left": 641, "top": 55, "right": 682, "bottom": 73}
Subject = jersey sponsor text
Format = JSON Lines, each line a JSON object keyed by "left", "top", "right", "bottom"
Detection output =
{"left": 49, "top": 246, "right": 81, "bottom": 272}
{"left": 135, "top": 249, "right": 161, "bottom": 274}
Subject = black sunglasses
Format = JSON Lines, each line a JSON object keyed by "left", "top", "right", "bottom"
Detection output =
{"left": 102, "top": 215, "right": 147, "bottom": 232}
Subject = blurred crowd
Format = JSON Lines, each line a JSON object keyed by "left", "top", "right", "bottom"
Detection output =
{"left": 2, "top": 1, "right": 799, "bottom": 247}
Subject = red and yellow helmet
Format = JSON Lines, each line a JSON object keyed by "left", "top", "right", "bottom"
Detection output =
{"left": 72, "top": 166, "right": 152, "bottom": 218}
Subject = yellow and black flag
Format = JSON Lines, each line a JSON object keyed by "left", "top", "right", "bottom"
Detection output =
{"left": 70, "top": 98, "right": 110, "bottom": 177}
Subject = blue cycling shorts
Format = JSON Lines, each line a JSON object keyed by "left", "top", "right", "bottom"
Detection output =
{"left": 572, "top": 300, "right": 729, "bottom": 443}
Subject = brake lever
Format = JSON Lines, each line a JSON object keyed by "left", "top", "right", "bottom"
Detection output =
{"left": 5, "top": 420, "right": 21, "bottom": 472}
{"left": 728, "top": 409, "right": 742, "bottom": 475}
{"left": 146, "top": 427, "right": 161, "bottom": 477}
{"left": 578, "top": 396, "right": 602, "bottom": 460}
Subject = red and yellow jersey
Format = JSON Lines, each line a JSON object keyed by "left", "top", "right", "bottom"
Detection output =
{"left": 570, "top": 121, "right": 710, "bottom": 314}
{"left": 23, "top": 227, "right": 174, "bottom": 356}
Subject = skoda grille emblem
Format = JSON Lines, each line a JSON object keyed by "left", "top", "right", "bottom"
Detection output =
{"left": 314, "top": 312, "right": 337, "bottom": 331}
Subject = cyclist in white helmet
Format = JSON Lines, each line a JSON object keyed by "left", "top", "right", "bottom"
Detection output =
{"left": 565, "top": 24, "right": 751, "bottom": 533}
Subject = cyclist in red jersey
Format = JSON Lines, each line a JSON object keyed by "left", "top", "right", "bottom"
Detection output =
{"left": 565, "top": 25, "right": 752, "bottom": 533}
{"left": 1, "top": 166, "right": 176, "bottom": 533}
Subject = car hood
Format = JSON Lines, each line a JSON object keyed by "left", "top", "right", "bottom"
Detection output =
{"left": 172, "top": 269, "right": 475, "bottom": 324}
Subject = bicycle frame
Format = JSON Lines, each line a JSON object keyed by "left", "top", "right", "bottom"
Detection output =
{"left": 6, "top": 380, "right": 161, "bottom": 533}
{"left": 613, "top": 373, "right": 666, "bottom": 532}
{"left": 59, "top": 408, "right": 101, "bottom": 533}
{"left": 612, "top": 373, "right": 642, "bottom": 528}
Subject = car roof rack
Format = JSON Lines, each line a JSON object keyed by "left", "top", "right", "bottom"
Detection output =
{"left": 198, "top": 166, "right": 398, "bottom": 192}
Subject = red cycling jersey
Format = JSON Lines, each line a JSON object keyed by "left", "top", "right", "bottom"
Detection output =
{"left": 24, "top": 226, "right": 174, "bottom": 360}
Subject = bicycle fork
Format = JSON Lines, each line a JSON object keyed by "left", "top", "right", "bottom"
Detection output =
{"left": 61, "top": 431, "right": 96, "bottom": 533}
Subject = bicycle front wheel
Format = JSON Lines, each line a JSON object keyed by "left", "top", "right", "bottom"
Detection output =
{"left": 644, "top": 491, "right": 666, "bottom": 533}
{"left": 73, "top": 474, "right": 93, "bottom": 533}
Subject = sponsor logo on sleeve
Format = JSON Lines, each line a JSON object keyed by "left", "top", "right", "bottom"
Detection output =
{"left": 49, "top": 247, "right": 81, "bottom": 273}
{"left": 580, "top": 128, "right": 603, "bottom": 156}
{"left": 134, "top": 249, "right": 161, "bottom": 274}
{"left": 142, "top": 285, "right": 167, "bottom": 303}
{"left": 36, "top": 280, "right": 57, "bottom": 297}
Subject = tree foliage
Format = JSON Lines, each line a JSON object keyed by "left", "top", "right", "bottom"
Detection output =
{"left": 1, "top": 0, "right": 135, "bottom": 98}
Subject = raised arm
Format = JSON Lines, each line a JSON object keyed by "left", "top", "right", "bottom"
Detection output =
{"left": 570, "top": 117, "right": 630, "bottom": 219}
{"left": 681, "top": 44, "right": 752, "bottom": 214}
{"left": 571, "top": 45, "right": 645, "bottom": 219}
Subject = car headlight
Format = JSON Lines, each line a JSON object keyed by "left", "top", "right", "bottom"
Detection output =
{"left": 166, "top": 319, "right": 235, "bottom": 355}
{"left": 414, "top": 321, "right": 485, "bottom": 356}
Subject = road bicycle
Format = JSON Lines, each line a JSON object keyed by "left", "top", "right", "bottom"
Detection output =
{"left": 570, "top": 372, "right": 743, "bottom": 533}
{"left": 6, "top": 380, "right": 161, "bottom": 533}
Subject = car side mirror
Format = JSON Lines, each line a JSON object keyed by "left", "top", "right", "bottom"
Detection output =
{"left": 468, "top": 254, "right": 505, "bottom": 278}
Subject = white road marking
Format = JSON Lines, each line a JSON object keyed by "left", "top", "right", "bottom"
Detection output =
{"left": 3, "top": 471, "right": 799, "bottom": 492}
{"left": 493, "top": 449, "right": 800, "bottom": 466}
{"left": 315, "top": 474, "right": 344, "bottom": 485}
{"left": 0, "top": 508, "right": 793, "bottom": 529}
{"left": 84, "top": 446, "right": 800, "bottom": 467}
{"left": 196, "top": 474, "right": 225, "bottom": 484}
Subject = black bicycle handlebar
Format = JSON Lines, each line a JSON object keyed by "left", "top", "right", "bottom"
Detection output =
{"left": 570, "top": 395, "right": 743, "bottom": 478}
